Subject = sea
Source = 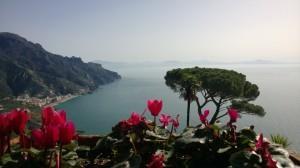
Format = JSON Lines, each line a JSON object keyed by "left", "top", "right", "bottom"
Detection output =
{"left": 56, "top": 63, "right": 300, "bottom": 151}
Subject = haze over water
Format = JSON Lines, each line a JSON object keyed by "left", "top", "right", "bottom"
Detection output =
{"left": 57, "top": 63, "right": 300, "bottom": 151}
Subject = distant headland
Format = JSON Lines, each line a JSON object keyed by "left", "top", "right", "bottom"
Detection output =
{"left": 0, "top": 32, "right": 121, "bottom": 99}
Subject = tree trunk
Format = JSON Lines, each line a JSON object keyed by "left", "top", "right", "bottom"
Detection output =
{"left": 195, "top": 96, "right": 202, "bottom": 116}
{"left": 187, "top": 98, "right": 191, "bottom": 127}
{"left": 210, "top": 104, "right": 220, "bottom": 124}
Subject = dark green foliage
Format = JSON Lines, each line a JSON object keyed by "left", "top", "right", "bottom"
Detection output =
{"left": 0, "top": 142, "right": 82, "bottom": 168}
{"left": 229, "top": 150, "right": 262, "bottom": 168}
{"left": 170, "top": 126, "right": 260, "bottom": 168}
{"left": 165, "top": 68, "right": 201, "bottom": 126}
{"left": 88, "top": 122, "right": 163, "bottom": 167}
{"left": 195, "top": 68, "right": 246, "bottom": 97}
{"left": 165, "top": 67, "right": 260, "bottom": 101}
{"left": 231, "top": 100, "right": 265, "bottom": 116}
{"left": 243, "top": 81, "right": 260, "bottom": 100}
{"left": 0, "top": 32, "right": 121, "bottom": 98}
{"left": 0, "top": 109, "right": 295, "bottom": 167}
{"left": 165, "top": 67, "right": 265, "bottom": 125}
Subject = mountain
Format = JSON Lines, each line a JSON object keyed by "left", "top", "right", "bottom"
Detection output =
{"left": 0, "top": 32, "right": 121, "bottom": 98}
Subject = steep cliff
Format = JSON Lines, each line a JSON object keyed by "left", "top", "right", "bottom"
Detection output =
{"left": 0, "top": 32, "right": 121, "bottom": 98}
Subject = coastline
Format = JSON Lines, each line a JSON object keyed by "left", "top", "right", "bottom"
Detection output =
{"left": 49, "top": 94, "right": 80, "bottom": 107}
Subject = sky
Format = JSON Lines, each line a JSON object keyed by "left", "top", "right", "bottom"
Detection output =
{"left": 0, "top": 0, "right": 299, "bottom": 63}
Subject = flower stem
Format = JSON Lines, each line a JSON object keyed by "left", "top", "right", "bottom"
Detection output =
{"left": 44, "top": 148, "right": 48, "bottom": 166}
{"left": 0, "top": 136, "right": 4, "bottom": 156}
{"left": 48, "top": 151, "right": 53, "bottom": 168}
{"left": 58, "top": 143, "right": 62, "bottom": 168}
{"left": 21, "top": 134, "right": 27, "bottom": 160}
{"left": 55, "top": 147, "right": 61, "bottom": 168}
{"left": 168, "top": 124, "right": 174, "bottom": 142}
{"left": 6, "top": 135, "right": 11, "bottom": 153}
{"left": 153, "top": 116, "right": 157, "bottom": 133}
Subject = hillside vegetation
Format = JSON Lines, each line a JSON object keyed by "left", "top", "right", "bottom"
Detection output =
{"left": 0, "top": 32, "right": 121, "bottom": 98}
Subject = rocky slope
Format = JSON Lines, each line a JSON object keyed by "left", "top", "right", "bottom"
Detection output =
{"left": 0, "top": 32, "right": 121, "bottom": 98}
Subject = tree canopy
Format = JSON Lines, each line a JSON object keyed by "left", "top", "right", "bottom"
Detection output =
{"left": 165, "top": 67, "right": 265, "bottom": 126}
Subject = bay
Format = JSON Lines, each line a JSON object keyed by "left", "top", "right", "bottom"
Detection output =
{"left": 56, "top": 63, "right": 300, "bottom": 151}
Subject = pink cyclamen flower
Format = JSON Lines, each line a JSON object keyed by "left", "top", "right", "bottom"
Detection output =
{"left": 199, "top": 110, "right": 209, "bottom": 126}
{"left": 42, "top": 106, "right": 55, "bottom": 126}
{"left": 0, "top": 112, "right": 12, "bottom": 135}
{"left": 0, "top": 112, "right": 13, "bottom": 156}
{"left": 228, "top": 108, "right": 239, "bottom": 123}
{"left": 60, "top": 121, "right": 76, "bottom": 145}
{"left": 159, "top": 114, "right": 171, "bottom": 128}
{"left": 44, "top": 125, "right": 60, "bottom": 148}
{"left": 256, "top": 133, "right": 264, "bottom": 150}
{"left": 127, "top": 112, "right": 142, "bottom": 126}
{"left": 42, "top": 107, "right": 66, "bottom": 127}
{"left": 147, "top": 153, "right": 164, "bottom": 168}
{"left": 256, "top": 133, "right": 270, "bottom": 155}
{"left": 255, "top": 134, "right": 277, "bottom": 168}
{"left": 147, "top": 99, "right": 163, "bottom": 117}
{"left": 31, "top": 126, "right": 59, "bottom": 149}
{"left": 171, "top": 115, "right": 180, "bottom": 129}
{"left": 31, "top": 129, "right": 45, "bottom": 149}
{"left": 266, "top": 153, "right": 277, "bottom": 168}
{"left": 51, "top": 110, "right": 66, "bottom": 126}
{"left": 56, "top": 109, "right": 67, "bottom": 122}
{"left": 9, "top": 109, "right": 30, "bottom": 134}
{"left": 119, "top": 119, "right": 131, "bottom": 131}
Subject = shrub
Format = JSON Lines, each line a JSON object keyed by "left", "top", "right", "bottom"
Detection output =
{"left": 270, "top": 134, "right": 291, "bottom": 148}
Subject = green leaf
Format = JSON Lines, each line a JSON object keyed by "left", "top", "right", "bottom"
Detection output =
{"left": 249, "top": 152, "right": 261, "bottom": 164}
{"left": 1, "top": 153, "right": 16, "bottom": 165}
{"left": 129, "top": 154, "right": 142, "bottom": 168}
{"left": 229, "top": 150, "right": 261, "bottom": 168}
{"left": 239, "top": 129, "right": 257, "bottom": 141}
{"left": 63, "top": 141, "right": 78, "bottom": 151}
{"left": 111, "top": 161, "right": 130, "bottom": 168}
{"left": 217, "top": 146, "right": 232, "bottom": 153}
{"left": 9, "top": 151, "right": 23, "bottom": 160}
{"left": 76, "top": 145, "right": 90, "bottom": 158}
{"left": 164, "top": 148, "right": 174, "bottom": 161}
{"left": 28, "top": 147, "right": 41, "bottom": 156}
{"left": 62, "top": 151, "right": 78, "bottom": 160}
{"left": 129, "top": 132, "right": 137, "bottom": 143}
{"left": 229, "top": 151, "right": 251, "bottom": 168}
{"left": 66, "top": 160, "right": 77, "bottom": 166}
{"left": 145, "top": 130, "right": 168, "bottom": 140}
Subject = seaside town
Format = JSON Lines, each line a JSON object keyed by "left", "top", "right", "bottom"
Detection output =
{"left": 0, "top": 94, "right": 76, "bottom": 112}
{"left": 16, "top": 94, "right": 76, "bottom": 106}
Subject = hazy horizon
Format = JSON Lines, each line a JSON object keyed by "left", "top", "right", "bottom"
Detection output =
{"left": 1, "top": 0, "right": 299, "bottom": 63}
